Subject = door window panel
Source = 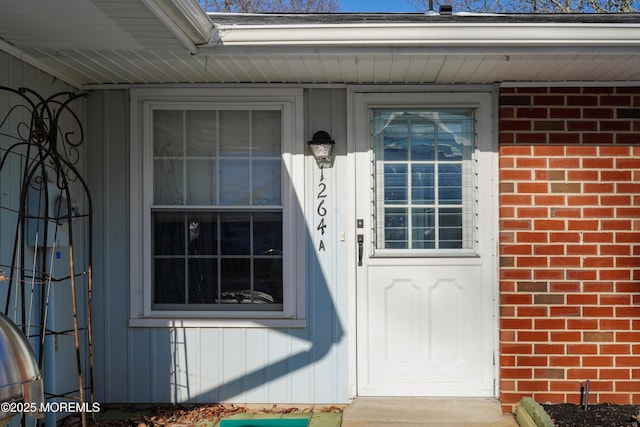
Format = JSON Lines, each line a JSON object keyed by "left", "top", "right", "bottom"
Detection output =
{"left": 373, "top": 109, "right": 477, "bottom": 253}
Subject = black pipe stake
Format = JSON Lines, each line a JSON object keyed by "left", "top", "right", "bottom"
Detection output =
{"left": 583, "top": 379, "right": 590, "bottom": 412}
{"left": 579, "top": 383, "right": 584, "bottom": 406}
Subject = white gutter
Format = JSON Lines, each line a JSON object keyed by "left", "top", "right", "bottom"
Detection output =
{"left": 209, "top": 22, "right": 640, "bottom": 48}
{"left": 141, "top": 0, "right": 213, "bottom": 54}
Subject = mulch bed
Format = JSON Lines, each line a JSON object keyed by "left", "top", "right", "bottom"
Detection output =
{"left": 60, "top": 403, "right": 342, "bottom": 427}
{"left": 543, "top": 403, "right": 640, "bottom": 427}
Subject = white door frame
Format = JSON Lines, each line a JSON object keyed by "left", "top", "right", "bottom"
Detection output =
{"left": 345, "top": 86, "right": 500, "bottom": 398}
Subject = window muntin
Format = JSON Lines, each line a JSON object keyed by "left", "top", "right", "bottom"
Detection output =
{"left": 372, "top": 109, "right": 478, "bottom": 253}
{"left": 151, "top": 108, "right": 284, "bottom": 311}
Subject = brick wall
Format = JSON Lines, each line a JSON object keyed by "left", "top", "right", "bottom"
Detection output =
{"left": 498, "top": 87, "right": 640, "bottom": 411}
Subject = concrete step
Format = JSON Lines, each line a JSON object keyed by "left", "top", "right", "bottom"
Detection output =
{"left": 341, "top": 397, "right": 518, "bottom": 427}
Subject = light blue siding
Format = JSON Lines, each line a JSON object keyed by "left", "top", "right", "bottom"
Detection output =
{"left": 0, "top": 52, "right": 89, "bottom": 426}
{"left": 87, "top": 88, "right": 350, "bottom": 404}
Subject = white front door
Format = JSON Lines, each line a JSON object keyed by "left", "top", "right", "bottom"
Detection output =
{"left": 352, "top": 90, "right": 497, "bottom": 397}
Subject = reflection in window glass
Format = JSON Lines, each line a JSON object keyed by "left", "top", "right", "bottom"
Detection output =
{"left": 373, "top": 109, "right": 476, "bottom": 252}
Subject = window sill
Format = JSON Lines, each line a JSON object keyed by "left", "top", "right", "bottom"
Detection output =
{"left": 129, "top": 316, "right": 307, "bottom": 328}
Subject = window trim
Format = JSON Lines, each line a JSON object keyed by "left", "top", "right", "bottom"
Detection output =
{"left": 129, "top": 88, "right": 305, "bottom": 328}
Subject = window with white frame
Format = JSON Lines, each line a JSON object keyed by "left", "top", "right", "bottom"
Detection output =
{"left": 130, "top": 89, "right": 304, "bottom": 326}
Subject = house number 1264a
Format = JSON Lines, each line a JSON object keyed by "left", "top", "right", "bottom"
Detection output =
{"left": 316, "top": 173, "right": 327, "bottom": 251}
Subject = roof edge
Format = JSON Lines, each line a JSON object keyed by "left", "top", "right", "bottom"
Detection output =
{"left": 142, "top": 0, "right": 213, "bottom": 52}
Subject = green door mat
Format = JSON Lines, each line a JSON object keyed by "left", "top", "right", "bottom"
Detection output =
{"left": 220, "top": 420, "right": 308, "bottom": 427}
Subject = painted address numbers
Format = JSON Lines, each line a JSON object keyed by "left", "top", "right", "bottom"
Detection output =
{"left": 316, "top": 172, "right": 327, "bottom": 251}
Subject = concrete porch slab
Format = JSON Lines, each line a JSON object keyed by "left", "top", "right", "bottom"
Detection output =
{"left": 341, "top": 397, "right": 518, "bottom": 427}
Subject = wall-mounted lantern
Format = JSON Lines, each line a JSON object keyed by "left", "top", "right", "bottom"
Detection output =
{"left": 307, "top": 131, "right": 335, "bottom": 169}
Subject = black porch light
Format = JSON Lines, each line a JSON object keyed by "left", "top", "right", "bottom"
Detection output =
{"left": 306, "top": 131, "right": 335, "bottom": 169}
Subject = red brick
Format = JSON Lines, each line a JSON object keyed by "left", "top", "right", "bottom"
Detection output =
{"left": 551, "top": 332, "right": 582, "bottom": 342}
{"left": 584, "top": 207, "right": 614, "bottom": 218}
{"left": 501, "top": 120, "right": 532, "bottom": 131}
{"left": 534, "top": 245, "right": 564, "bottom": 255}
{"left": 535, "top": 195, "right": 566, "bottom": 205}
{"left": 583, "top": 282, "right": 613, "bottom": 292}
{"left": 567, "top": 170, "right": 599, "bottom": 181}
{"left": 567, "top": 220, "right": 599, "bottom": 230}
{"left": 582, "top": 157, "right": 614, "bottom": 168}
{"left": 601, "top": 95, "right": 632, "bottom": 106}
{"left": 518, "top": 182, "right": 549, "bottom": 193}
{"left": 568, "top": 368, "right": 599, "bottom": 379}
{"left": 600, "top": 320, "right": 630, "bottom": 331}
{"left": 549, "top": 157, "right": 580, "bottom": 168}
{"left": 534, "top": 319, "right": 565, "bottom": 330}
{"left": 566, "top": 294, "right": 598, "bottom": 305}
{"left": 616, "top": 158, "right": 640, "bottom": 169}
{"left": 517, "top": 355, "right": 549, "bottom": 366}
{"left": 600, "top": 146, "right": 631, "bottom": 156}
{"left": 567, "top": 344, "right": 598, "bottom": 354}
{"left": 567, "top": 195, "right": 599, "bottom": 205}
{"left": 549, "top": 232, "right": 581, "bottom": 243}
{"left": 583, "top": 257, "right": 614, "bottom": 268}
{"left": 566, "top": 244, "right": 597, "bottom": 255}
{"left": 583, "top": 133, "right": 614, "bottom": 144}
{"left": 583, "top": 306, "right": 614, "bottom": 317}
{"left": 500, "top": 169, "right": 532, "bottom": 180}
{"left": 501, "top": 368, "right": 534, "bottom": 379}
{"left": 600, "top": 369, "right": 630, "bottom": 380}
{"left": 550, "top": 108, "right": 581, "bottom": 118}
{"left": 518, "top": 207, "right": 549, "bottom": 217}
{"left": 517, "top": 107, "right": 548, "bottom": 118}
{"left": 582, "top": 356, "right": 614, "bottom": 367}
{"left": 601, "top": 344, "right": 631, "bottom": 355}
{"left": 534, "top": 219, "right": 565, "bottom": 230}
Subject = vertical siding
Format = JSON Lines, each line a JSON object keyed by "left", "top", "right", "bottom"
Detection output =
{"left": 0, "top": 52, "right": 88, "bottom": 426}
{"left": 87, "top": 87, "right": 350, "bottom": 405}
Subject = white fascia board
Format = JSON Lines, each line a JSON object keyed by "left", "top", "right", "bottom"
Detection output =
{"left": 210, "top": 22, "right": 640, "bottom": 48}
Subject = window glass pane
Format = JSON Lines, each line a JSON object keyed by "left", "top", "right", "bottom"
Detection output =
{"left": 252, "top": 111, "right": 281, "bottom": 157}
{"left": 411, "top": 121, "right": 436, "bottom": 160}
{"left": 154, "top": 259, "right": 185, "bottom": 304}
{"left": 154, "top": 110, "right": 183, "bottom": 157}
{"left": 438, "top": 164, "right": 462, "bottom": 204}
{"left": 384, "top": 164, "right": 407, "bottom": 205}
{"left": 255, "top": 258, "right": 282, "bottom": 303}
{"left": 411, "top": 164, "right": 435, "bottom": 204}
{"left": 188, "top": 258, "right": 217, "bottom": 304}
{"left": 186, "top": 159, "right": 216, "bottom": 205}
{"left": 253, "top": 213, "right": 282, "bottom": 255}
{"left": 154, "top": 159, "right": 183, "bottom": 205}
{"left": 412, "top": 208, "right": 435, "bottom": 249}
{"left": 220, "top": 258, "right": 251, "bottom": 302}
{"left": 439, "top": 208, "right": 463, "bottom": 249}
{"left": 220, "top": 213, "right": 250, "bottom": 255}
{"left": 186, "top": 110, "right": 217, "bottom": 156}
{"left": 220, "top": 111, "right": 250, "bottom": 156}
{"left": 188, "top": 213, "right": 217, "bottom": 255}
{"left": 153, "top": 212, "right": 185, "bottom": 255}
{"left": 382, "top": 122, "right": 409, "bottom": 161}
{"left": 219, "top": 159, "right": 250, "bottom": 205}
{"left": 384, "top": 208, "right": 408, "bottom": 249}
{"left": 252, "top": 160, "right": 281, "bottom": 205}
